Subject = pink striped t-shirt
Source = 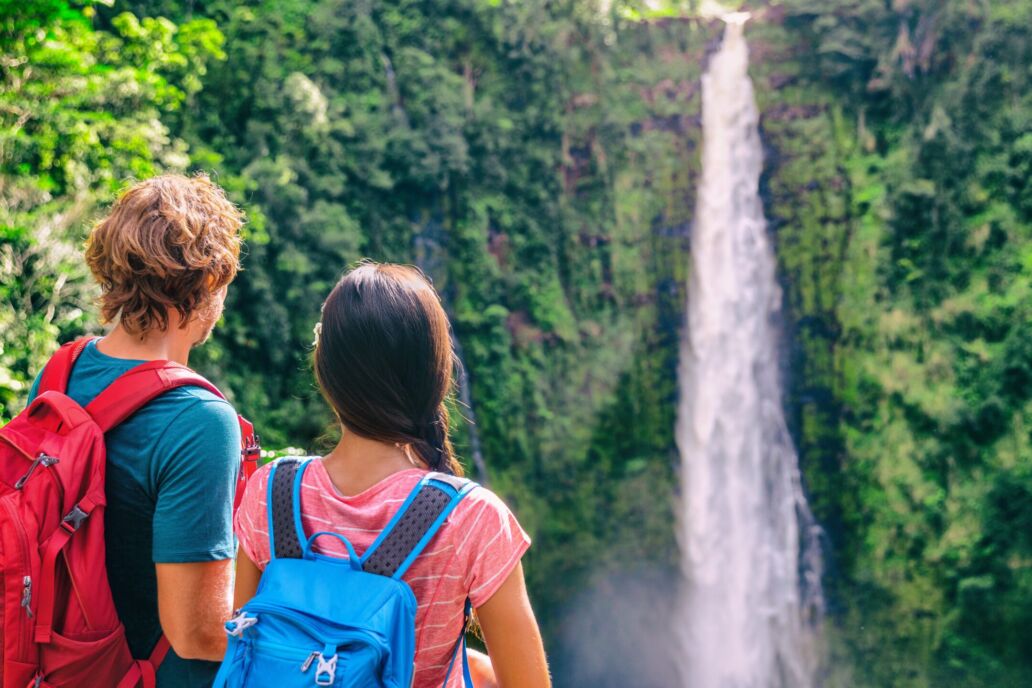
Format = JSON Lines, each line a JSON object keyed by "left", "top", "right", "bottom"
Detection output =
{"left": 234, "top": 459, "right": 531, "bottom": 688}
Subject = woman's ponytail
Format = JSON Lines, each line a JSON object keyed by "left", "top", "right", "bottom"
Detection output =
{"left": 410, "top": 405, "right": 462, "bottom": 475}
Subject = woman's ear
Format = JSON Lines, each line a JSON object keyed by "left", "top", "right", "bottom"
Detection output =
{"left": 397, "top": 442, "right": 425, "bottom": 468}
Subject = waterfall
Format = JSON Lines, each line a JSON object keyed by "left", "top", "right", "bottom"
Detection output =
{"left": 413, "top": 219, "right": 490, "bottom": 483}
{"left": 676, "top": 13, "right": 823, "bottom": 688}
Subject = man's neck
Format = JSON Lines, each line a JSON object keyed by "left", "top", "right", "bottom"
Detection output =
{"left": 96, "top": 323, "right": 194, "bottom": 365}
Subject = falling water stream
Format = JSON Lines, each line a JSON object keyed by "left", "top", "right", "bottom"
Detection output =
{"left": 676, "top": 11, "right": 823, "bottom": 688}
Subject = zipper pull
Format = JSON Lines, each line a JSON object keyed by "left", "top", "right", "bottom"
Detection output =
{"left": 300, "top": 651, "right": 320, "bottom": 672}
{"left": 21, "top": 576, "right": 33, "bottom": 618}
{"left": 15, "top": 453, "right": 59, "bottom": 490}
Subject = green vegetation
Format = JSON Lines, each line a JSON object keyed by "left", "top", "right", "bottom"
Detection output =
{"left": 0, "top": 0, "right": 223, "bottom": 411}
{"left": 753, "top": 2, "right": 1031, "bottom": 685}
{"left": 1, "top": 1, "right": 1028, "bottom": 685}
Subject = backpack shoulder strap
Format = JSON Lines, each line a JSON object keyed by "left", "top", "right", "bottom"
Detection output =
{"left": 83, "top": 360, "right": 224, "bottom": 433}
{"left": 441, "top": 598, "right": 475, "bottom": 688}
{"left": 267, "top": 457, "right": 308, "bottom": 560}
{"left": 38, "top": 336, "right": 98, "bottom": 394}
{"left": 64, "top": 352, "right": 258, "bottom": 505}
{"left": 362, "top": 472, "right": 477, "bottom": 579}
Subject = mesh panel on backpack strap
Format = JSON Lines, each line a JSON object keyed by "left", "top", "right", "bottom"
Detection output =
{"left": 362, "top": 486, "right": 452, "bottom": 577}
{"left": 271, "top": 459, "right": 303, "bottom": 559}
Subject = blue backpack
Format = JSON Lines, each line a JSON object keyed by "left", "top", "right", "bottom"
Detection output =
{"left": 213, "top": 458, "right": 478, "bottom": 688}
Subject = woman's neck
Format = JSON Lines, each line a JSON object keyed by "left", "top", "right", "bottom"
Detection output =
{"left": 320, "top": 429, "right": 424, "bottom": 496}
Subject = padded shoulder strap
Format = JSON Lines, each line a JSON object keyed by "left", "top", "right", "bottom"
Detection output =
{"left": 84, "top": 360, "right": 224, "bottom": 433}
{"left": 362, "top": 472, "right": 476, "bottom": 579}
{"left": 38, "top": 336, "right": 97, "bottom": 394}
{"left": 268, "top": 458, "right": 305, "bottom": 559}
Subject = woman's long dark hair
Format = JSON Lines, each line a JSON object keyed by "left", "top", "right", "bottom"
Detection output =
{"left": 314, "top": 262, "right": 462, "bottom": 475}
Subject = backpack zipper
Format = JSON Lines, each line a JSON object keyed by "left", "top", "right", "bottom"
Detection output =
{"left": 21, "top": 576, "right": 33, "bottom": 618}
{"left": 0, "top": 434, "right": 32, "bottom": 461}
{"left": 4, "top": 499, "right": 32, "bottom": 660}
{"left": 14, "top": 453, "right": 60, "bottom": 490}
{"left": 243, "top": 601, "right": 386, "bottom": 651}
{"left": 251, "top": 641, "right": 334, "bottom": 677}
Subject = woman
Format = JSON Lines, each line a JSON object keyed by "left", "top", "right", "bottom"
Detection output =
{"left": 233, "top": 262, "right": 550, "bottom": 687}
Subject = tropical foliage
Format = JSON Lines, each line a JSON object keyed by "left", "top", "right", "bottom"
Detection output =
{"left": 1, "top": 1, "right": 1028, "bottom": 685}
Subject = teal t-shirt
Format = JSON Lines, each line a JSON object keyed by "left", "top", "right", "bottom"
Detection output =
{"left": 29, "top": 339, "right": 239, "bottom": 687}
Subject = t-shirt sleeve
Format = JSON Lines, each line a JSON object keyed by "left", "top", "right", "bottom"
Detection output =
{"left": 234, "top": 463, "right": 274, "bottom": 568}
{"left": 455, "top": 488, "right": 532, "bottom": 608}
{"left": 151, "top": 396, "right": 241, "bottom": 563}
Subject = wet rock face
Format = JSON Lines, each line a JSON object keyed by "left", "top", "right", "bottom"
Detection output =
{"left": 742, "top": 5, "right": 1032, "bottom": 687}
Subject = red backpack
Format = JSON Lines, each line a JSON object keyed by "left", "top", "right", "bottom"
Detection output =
{"left": 0, "top": 338, "right": 260, "bottom": 688}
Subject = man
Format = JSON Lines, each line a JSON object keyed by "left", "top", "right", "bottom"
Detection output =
{"left": 28, "top": 173, "right": 244, "bottom": 686}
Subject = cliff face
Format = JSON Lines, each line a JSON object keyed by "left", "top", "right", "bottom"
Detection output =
{"left": 470, "top": 18, "right": 719, "bottom": 684}
{"left": 747, "top": 4, "right": 1032, "bottom": 686}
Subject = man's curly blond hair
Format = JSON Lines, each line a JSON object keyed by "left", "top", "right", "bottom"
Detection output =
{"left": 84, "top": 173, "right": 244, "bottom": 335}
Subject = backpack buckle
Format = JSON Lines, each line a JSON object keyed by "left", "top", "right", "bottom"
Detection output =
{"left": 314, "top": 654, "right": 337, "bottom": 685}
{"left": 61, "top": 505, "right": 88, "bottom": 532}
{"left": 224, "top": 611, "right": 258, "bottom": 637}
{"left": 243, "top": 433, "right": 261, "bottom": 461}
